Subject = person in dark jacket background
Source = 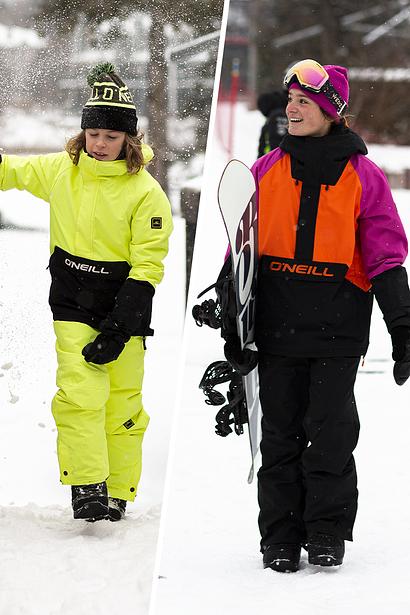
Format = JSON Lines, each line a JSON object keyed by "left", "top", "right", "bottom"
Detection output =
{"left": 248, "top": 59, "right": 410, "bottom": 572}
{"left": 256, "top": 89, "right": 288, "bottom": 157}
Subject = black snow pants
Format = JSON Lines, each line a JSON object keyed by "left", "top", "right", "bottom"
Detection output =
{"left": 257, "top": 354, "right": 361, "bottom": 549}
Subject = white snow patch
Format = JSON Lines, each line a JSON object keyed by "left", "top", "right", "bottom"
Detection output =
{"left": 0, "top": 109, "right": 76, "bottom": 152}
{"left": 0, "top": 23, "right": 46, "bottom": 49}
{"left": 366, "top": 144, "right": 410, "bottom": 174}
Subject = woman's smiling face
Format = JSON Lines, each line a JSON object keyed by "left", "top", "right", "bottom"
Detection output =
{"left": 286, "top": 87, "right": 332, "bottom": 137}
{"left": 85, "top": 128, "right": 126, "bottom": 161}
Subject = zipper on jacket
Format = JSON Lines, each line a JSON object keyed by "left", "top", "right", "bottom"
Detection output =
{"left": 294, "top": 182, "right": 321, "bottom": 261}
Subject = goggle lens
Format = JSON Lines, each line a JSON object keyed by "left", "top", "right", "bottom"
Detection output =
{"left": 284, "top": 60, "right": 329, "bottom": 91}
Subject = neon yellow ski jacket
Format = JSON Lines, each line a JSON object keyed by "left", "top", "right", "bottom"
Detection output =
{"left": 0, "top": 145, "right": 173, "bottom": 288}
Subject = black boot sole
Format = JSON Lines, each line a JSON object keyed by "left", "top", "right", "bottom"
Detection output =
{"left": 265, "top": 560, "right": 299, "bottom": 573}
{"left": 108, "top": 509, "right": 124, "bottom": 522}
{"left": 108, "top": 498, "right": 126, "bottom": 522}
{"left": 308, "top": 551, "right": 343, "bottom": 567}
{"left": 73, "top": 500, "right": 109, "bottom": 521}
{"left": 263, "top": 545, "right": 301, "bottom": 573}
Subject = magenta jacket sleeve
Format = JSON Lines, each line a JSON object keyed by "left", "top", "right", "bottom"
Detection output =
{"left": 352, "top": 155, "right": 408, "bottom": 279}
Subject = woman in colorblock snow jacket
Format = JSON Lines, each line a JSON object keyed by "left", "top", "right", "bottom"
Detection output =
{"left": 229, "top": 60, "right": 410, "bottom": 572}
{"left": 0, "top": 63, "right": 173, "bottom": 522}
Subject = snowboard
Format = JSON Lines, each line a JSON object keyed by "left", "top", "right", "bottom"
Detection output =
{"left": 217, "top": 159, "right": 262, "bottom": 483}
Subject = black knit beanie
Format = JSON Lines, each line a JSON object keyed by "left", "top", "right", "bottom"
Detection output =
{"left": 81, "top": 63, "right": 138, "bottom": 135}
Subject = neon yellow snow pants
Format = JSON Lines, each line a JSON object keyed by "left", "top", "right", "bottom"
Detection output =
{"left": 51, "top": 321, "right": 149, "bottom": 501}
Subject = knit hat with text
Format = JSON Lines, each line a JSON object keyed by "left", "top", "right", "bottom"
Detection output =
{"left": 81, "top": 63, "right": 138, "bottom": 135}
{"left": 288, "top": 64, "right": 349, "bottom": 119}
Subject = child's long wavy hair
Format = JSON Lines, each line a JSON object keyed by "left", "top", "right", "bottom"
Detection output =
{"left": 65, "top": 129, "right": 146, "bottom": 174}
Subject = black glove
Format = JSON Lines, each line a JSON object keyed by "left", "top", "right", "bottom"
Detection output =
{"left": 372, "top": 266, "right": 410, "bottom": 331}
{"left": 82, "top": 330, "right": 129, "bottom": 365}
{"left": 224, "top": 334, "right": 258, "bottom": 376}
{"left": 82, "top": 278, "right": 154, "bottom": 365}
{"left": 108, "top": 278, "right": 155, "bottom": 337}
{"left": 391, "top": 326, "right": 410, "bottom": 385}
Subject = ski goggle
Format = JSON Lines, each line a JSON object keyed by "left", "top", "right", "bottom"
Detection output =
{"left": 284, "top": 59, "right": 347, "bottom": 116}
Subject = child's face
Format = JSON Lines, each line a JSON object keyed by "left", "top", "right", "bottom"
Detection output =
{"left": 85, "top": 129, "right": 126, "bottom": 161}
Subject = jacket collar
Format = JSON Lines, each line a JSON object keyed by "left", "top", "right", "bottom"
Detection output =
{"left": 280, "top": 124, "right": 368, "bottom": 185}
{"left": 79, "top": 151, "right": 128, "bottom": 178}
{"left": 78, "top": 143, "right": 154, "bottom": 178}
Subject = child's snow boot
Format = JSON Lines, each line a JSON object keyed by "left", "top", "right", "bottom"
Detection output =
{"left": 108, "top": 497, "right": 127, "bottom": 521}
{"left": 307, "top": 533, "right": 345, "bottom": 566}
{"left": 262, "top": 544, "right": 301, "bottom": 573}
{"left": 71, "top": 481, "right": 108, "bottom": 521}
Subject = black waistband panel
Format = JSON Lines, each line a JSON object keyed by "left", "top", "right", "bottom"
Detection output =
{"left": 48, "top": 247, "right": 130, "bottom": 329}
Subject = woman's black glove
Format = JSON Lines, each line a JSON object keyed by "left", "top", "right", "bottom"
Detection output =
{"left": 372, "top": 267, "right": 410, "bottom": 385}
{"left": 391, "top": 326, "right": 410, "bottom": 385}
{"left": 224, "top": 334, "right": 258, "bottom": 376}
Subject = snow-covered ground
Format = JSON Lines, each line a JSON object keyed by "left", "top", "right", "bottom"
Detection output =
{"left": 0, "top": 190, "right": 185, "bottom": 613}
{"left": 150, "top": 102, "right": 410, "bottom": 615}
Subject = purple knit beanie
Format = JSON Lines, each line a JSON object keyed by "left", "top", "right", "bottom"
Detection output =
{"left": 289, "top": 64, "right": 349, "bottom": 120}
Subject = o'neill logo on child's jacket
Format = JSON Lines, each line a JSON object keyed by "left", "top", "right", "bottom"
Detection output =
{"left": 64, "top": 258, "right": 110, "bottom": 275}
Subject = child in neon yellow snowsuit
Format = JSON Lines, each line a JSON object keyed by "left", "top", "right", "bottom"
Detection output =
{"left": 0, "top": 63, "right": 173, "bottom": 521}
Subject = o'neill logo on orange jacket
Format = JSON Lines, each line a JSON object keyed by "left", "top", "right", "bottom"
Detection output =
{"left": 269, "top": 261, "right": 334, "bottom": 277}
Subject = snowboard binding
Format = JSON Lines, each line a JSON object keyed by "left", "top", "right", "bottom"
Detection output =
{"left": 192, "top": 257, "right": 237, "bottom": 336}
{"left": 199, "top": 361, "right": 248, "bottom": 437}
{"left": 215, "top": 371, "right": 248, "bottom": 437}
{"left": 192, "top": 297, "right": 221, "bottom": 329}
{"left": 199, "top": 360, "right": 233, "bottom": 405}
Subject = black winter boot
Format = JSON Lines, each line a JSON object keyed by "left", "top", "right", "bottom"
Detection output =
{"left": 108, "top": 497, "right": 127, "bottom": 521}
{"left": 71, "top": 481, "right": 108, "bottom": 521}
{"left": 307, "top": 533, "right": 345, "bottom": 566}
{"left": 263, "top": 544, "right": 301, "bottom": 573}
